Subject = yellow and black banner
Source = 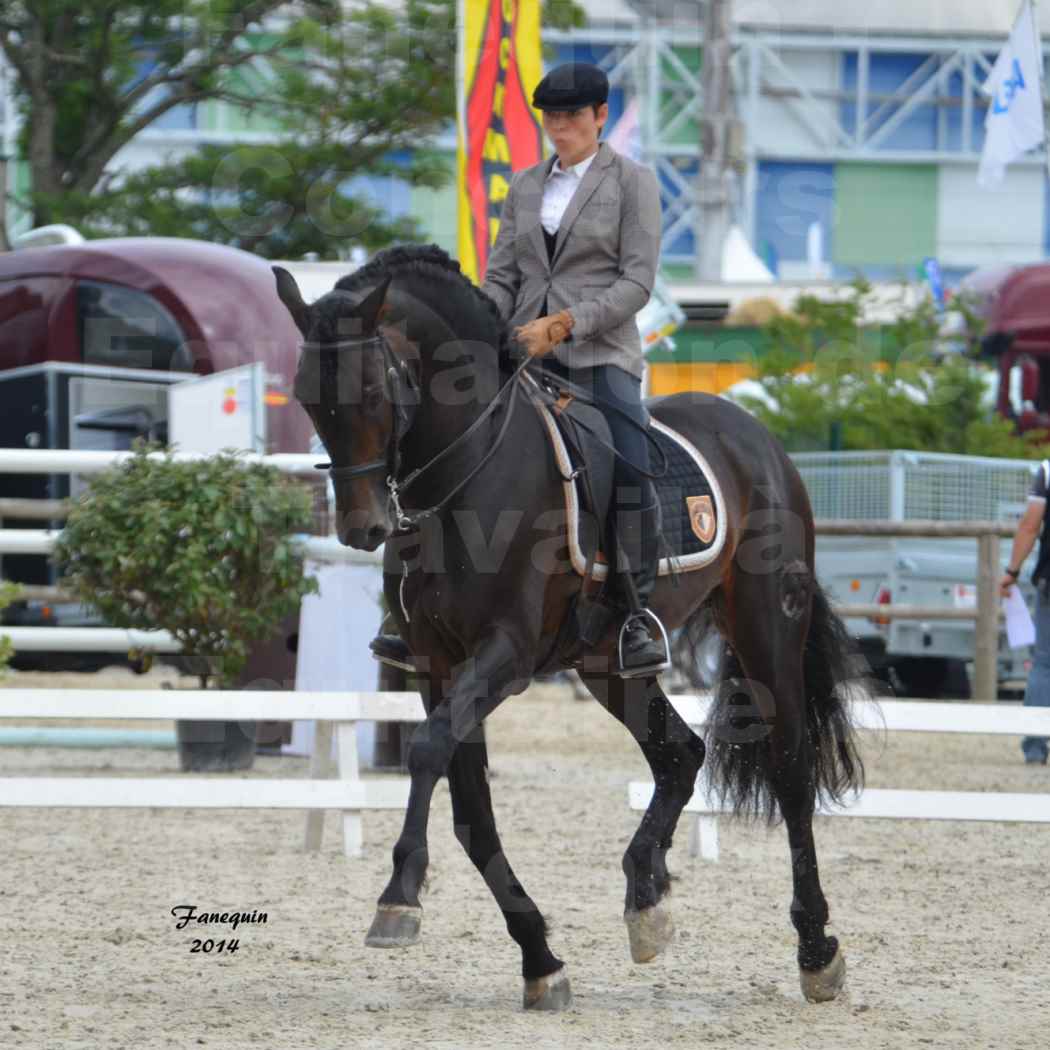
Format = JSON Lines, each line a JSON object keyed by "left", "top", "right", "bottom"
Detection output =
{"left": 457, "top": 0, "right": 544, "bottom": 283}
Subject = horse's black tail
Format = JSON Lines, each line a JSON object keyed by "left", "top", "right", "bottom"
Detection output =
{"left": 704, "top": 579, "right": 867, "bottom": 823}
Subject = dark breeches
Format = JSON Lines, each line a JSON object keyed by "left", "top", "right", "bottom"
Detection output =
{"left": 541, "top": 360, "right": 654, "bottom": 514}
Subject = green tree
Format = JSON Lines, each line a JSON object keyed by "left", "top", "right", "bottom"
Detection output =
{"left": 54, "top": 449, "right": 318, "bottom": 688}
{"left": 729, "top": 281, "right": 1050, "bottom": 459}
{"left": 1, "top": 0, "right": 584, "bottom": 256}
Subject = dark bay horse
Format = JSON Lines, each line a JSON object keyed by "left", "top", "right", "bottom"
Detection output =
{"left": 274, "top": 244, "right": 864, "bottom": 1011}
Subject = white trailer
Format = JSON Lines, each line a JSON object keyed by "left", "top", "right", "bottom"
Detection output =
{"left": 795, "top": 450, "right": 1036, "bottom": 698}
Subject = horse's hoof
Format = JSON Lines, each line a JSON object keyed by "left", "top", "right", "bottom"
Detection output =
{"left": 364, "top": 905, "right": 422, "bottom": 949}
{"left": 624, "top": 903, "right": 674, "bottom": 963}
{"left": 799, "top": 946, "right": 846, "bottom": 1002}
{"left": 523, "top": 966, "right": 572, "bottom": 1011}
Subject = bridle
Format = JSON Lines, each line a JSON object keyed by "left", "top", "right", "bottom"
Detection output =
{"left": 309, "top": 332, "right": 419, "bottom": 483}
{"left": 310, "top": 330, "right": 529, "bottom": 532}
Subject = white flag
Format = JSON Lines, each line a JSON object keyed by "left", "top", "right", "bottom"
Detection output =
{"left": 978, "top": 0, "right": 1046, "bottom": 187}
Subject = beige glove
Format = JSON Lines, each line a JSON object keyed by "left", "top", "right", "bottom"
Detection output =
{"left": 514, "top": 310, "right": 575, "bottom": 358}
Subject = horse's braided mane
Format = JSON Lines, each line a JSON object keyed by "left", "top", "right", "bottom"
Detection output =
{"left": 332, "top": 244, "right": 510, "bottom": 358}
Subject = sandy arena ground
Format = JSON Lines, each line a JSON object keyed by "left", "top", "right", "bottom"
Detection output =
{"left": 1, "top": 666, "right": 1049, "bottom": 1049}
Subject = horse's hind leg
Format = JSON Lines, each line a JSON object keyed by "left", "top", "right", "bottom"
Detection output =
{"left": 446, "top": 724, "right": 570, "bottom": 1010}
{"left": 719, "top": 569, "right": 847, "bottom": 1002}
{"left": 580, "top": 671, "right": 705, "bottom": 963}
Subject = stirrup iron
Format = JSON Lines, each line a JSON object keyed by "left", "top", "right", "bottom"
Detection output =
{"left": 617, "top": 608, "right": 671, "bottom": 678}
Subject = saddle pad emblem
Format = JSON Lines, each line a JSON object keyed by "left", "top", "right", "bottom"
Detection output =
{"left": 687, "top": 495, "right": 716, "bottom": 544}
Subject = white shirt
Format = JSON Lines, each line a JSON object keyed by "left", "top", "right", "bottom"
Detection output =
{"left": 540, "top": 149, "right": 599, "bottom": 236}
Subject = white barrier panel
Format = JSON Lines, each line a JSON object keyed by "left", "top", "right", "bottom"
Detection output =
{"left": 0, "top": 530, "right": 381, "bottom": 565}
{"left": 0, "top": 690, "right": 427, "bottom": 858}
{"left": 628, "top": 784, "right": 1050, "bottom": 825}
{"left": 0, "top": 777, "right": 409, "bottom": 810}
{"left": 629, "top": 697, "right": 1050, "bottom": 862}
{"left": 1, "top": 627, "right": 181, "bottom": 653}
{"left": 0, "top": 690, "right": 424, "bottom": 721}
{"left": 664, "top": 694, "right": 1050, "bottom": 737}
{"left": 0, "top": 449, "right": 320, "bottom": 475}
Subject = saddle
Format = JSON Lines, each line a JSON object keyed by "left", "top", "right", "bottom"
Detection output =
{"left": 522, "top": 371, "right": 726, "bottom": 582}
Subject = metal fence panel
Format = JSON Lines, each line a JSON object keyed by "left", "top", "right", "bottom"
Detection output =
{"left": 792, "top": 450, "right": 1039, "bottom": 523}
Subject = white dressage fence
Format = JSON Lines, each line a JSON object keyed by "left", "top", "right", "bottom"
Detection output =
{"left": 0, "top": 533, "right": 377, "bottom": 655}
{"left": 629, "top": 695, "right": 1050, "bottom": 862}
{"left": 0, "top": 447, "right": 381, "bottom": 654}
{"left": 0, "top": 689, "right": 426, "bottom": 857}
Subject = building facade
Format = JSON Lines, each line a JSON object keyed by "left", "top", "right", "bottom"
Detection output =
{"left": 3, "top": 2, "right": 1049, "bottom": 285}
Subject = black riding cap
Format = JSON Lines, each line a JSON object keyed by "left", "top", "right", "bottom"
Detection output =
{"left": 532, "top": 62, "right": 609, "bottom": 111}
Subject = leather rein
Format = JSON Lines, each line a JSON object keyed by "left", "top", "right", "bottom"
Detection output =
{"left": 311, "top": 332, "right": 531, "bottom": 532}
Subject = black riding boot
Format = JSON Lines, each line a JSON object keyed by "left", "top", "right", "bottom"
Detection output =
{"left": 615, "top": 499, "right": 670, "bottom": 677}
{"left": 369, "top": 612, "right": 415, "bottom": 672}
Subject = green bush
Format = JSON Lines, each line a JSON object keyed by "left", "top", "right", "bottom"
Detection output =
{"left": 54, "top": 447, "right": 319, "bottom": 687}
{"left": 0, "top": 581, "right": 22, "bottom": 675}
{"left": 730, "top": 279, "right": 1050, "bottom": 459}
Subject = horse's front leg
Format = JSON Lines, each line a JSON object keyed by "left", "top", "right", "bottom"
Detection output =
{"left": 364, "top": 628, "right": 529, "bottom": 949}
{"left": 447, "top": 720, "right": 570, "bottom": 1010}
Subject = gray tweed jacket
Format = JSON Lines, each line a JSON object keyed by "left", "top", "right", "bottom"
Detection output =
{"left": 480, "top": 141, "right": 662, "bottom": 379}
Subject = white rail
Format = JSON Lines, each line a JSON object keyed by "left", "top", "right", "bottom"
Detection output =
{"left": 0, "top": 529, "right": 380, "bottom": 565}
{"left": 629, "top": 695, "right": 1050, "bottom": 862}
{"left": 0, "top": 690, "right": 427, "bottom": 857}
{"left": 0, "top": 449, "right": 321, "bottom": 475}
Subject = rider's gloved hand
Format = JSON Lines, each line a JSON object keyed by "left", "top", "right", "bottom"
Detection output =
{"left": 514, "top": 310, "right": 575, "bottom": 358}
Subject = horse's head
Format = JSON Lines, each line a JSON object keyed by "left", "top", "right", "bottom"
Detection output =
{"left": 275, "top": 266, "right": 415, "bottom": 551}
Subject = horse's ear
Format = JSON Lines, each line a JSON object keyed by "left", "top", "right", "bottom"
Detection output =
{"left": 355, "top": 275, "right": 392, "bottom": 332}
{"left": 273, "top": 266, "right": 312, "bottom": 337}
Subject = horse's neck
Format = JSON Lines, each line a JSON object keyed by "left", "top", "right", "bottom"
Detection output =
{"left": 400, "top": 356, "right": 502, "bottom": 476}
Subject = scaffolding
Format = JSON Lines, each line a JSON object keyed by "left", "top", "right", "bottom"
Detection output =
{"left": 546, "top": 19, "right": 1050, "bottom": 269}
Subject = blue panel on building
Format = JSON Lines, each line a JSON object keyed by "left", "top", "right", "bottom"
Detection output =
{"left": 755, "top": 161, "right": 836, "bottom": 274}
{"left": 657, "top": 157, "right": 700, "bottom": 258}
{"left": 133, "top": 55, "right": 197, "bottom": 131}
{"left": 842, "top": 52, "right": 937, "bottom": 152}
{"left": 343, "top": 150, "right": 412, "bottom": 222}
{"left": 944, "top": 65, "right": 992, "bottom": 153}
{"left": 151, "top": 104, "right": 197, "bottom": 131}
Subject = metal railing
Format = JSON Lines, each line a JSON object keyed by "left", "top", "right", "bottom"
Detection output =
{"left": 818, "top": 519, "right": 1014, "bottom": 701}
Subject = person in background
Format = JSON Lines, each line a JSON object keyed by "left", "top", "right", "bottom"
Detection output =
{"left": 1000, "top": 458, "right": 1050, "bottom": 764}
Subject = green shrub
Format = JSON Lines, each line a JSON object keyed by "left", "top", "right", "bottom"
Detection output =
{"left": 730, "top": 279, "right": 1050, "bottom": 459}
{"left": 54, "top": 447, "right": 318, "bottom": 687}
{"left": 0, "top": 581, "right": 22, "bottom": 675}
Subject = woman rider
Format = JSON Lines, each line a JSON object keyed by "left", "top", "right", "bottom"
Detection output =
{"left": 371, "top": 61, "right": 668, "bottom": 676}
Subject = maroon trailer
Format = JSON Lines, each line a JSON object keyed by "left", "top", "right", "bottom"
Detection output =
{"left": 0, "top": 236, "right": 312, "bottom": 453}
{"left": 0, "top": 238, "right": 319, "bottom": 730}
{"left": 977, "top": 263, "right": 1050, "bottom": 437}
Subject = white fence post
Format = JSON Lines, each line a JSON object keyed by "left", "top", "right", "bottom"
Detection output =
{"left": 304, "top": 720, "right": 335, "bottom": 852}
{"left": 336, "top": 721, "right": 363, "bottom": 858}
